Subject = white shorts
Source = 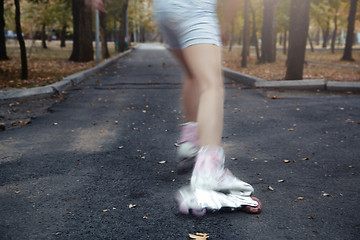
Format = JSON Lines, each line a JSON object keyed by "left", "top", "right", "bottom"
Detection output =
{"left": 153, "top": 0, "right": 221, "bottom": 50}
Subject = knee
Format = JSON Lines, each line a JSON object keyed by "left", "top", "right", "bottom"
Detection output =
{"left": 197, "top": 74, "right": 224, "bottom": 96}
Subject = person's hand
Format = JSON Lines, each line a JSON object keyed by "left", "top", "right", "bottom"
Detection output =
{"left": 86, "top": 0, "right": 106, "bottom": 12}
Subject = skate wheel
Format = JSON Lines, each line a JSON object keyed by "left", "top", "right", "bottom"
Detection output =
{"left": 175, "top": 192, "right": 190, "bottom": 215}
{"left": 244, "top": 197, "right": 262, "bottom": 214}
{"left": 191, "top": 208, "right": 206, "bottom": 217}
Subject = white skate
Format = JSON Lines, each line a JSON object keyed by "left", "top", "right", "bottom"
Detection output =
{"left": 176, "top": 147, "right": 262, "bottom": 216}
{"left": 176, "top": 185, "right": 262, "bottom": 217}
{"left": 176, "top": 122, "right": 199, "bottom": 174}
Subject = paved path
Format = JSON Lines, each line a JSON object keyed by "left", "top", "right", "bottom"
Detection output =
{"left": 1, "top": 43, "right": 359, "bottom": 239}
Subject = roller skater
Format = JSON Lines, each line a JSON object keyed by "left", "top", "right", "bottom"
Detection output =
{"left": 151, "top": 0, "right": 262, "bottom": 216}
{"left": 90, "top": 0, "right": 262, "bottom": 217}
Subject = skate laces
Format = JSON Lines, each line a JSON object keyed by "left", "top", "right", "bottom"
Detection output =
{"left": 179, "top": 122, "right": 199, "bottom": 146}
{"left": 192, "top": 147, "right": 225, "bottom": 179}
{"left": 191, "top": 147, "right": 253, "bottom": 192}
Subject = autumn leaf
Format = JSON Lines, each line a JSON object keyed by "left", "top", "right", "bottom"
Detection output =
{"left": 189, "top": 233, "right": 209, "bottom": 239}
{"left": 128, "top": 204, "right": 137, "bottom": 209}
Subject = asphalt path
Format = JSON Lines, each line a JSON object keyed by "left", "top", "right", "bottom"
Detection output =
{"left": 1, "top": 43, "right": 359, "bottom": 239}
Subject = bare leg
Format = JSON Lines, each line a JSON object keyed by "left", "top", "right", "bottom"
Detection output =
{"left": 170, "top": 49, "right": 199, "bottom": 123}
{"left": 181, "top": 44, "right": 224, "bottom": 148}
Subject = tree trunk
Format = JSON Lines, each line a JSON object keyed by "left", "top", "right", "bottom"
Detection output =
{"left": 285, "top": 0, "right": 310, "bottom": 80}
{"left": 100, "top": 10, "right": 110, "bottom": 59}
{"left": 69, "top": 0, "right": 79, "bottom": 61}
{"left": 341, "top": 0, "right": 357, "bottom": 61}
{"left": 241, "top": 0, "right": 250, "bottom": 68}
{"left": 0, "top": 0, "right": 8, "bottom": 60}
{"left": 69, "top": 0, "right": 93, "bottom": 62}
{"left": 118, "top": 0, "right": 129, "bottom": 52}
{"left": 283, "top": 29, "right": 287, "bottom": 55}
{"left": 308, "top": 33, "right": 314, "bottom": 52}
{"left": 60, "top": 24, "right": 66, "bottom": 48}
{"left": 322, "top": 18, "right": 330, "bottom": 48}
{"left": 260, "top": 0, "right": 279, "bottom": 63}
{"left": 228, "top": 20, "right": 234, "bottom": 52}
{"left": 14, "top": 0, "right": 27, "bottom": 79}
{"left": 41, "top": 24, "right": 47, "bottom": 49}
{"left": 315, "top": 29, "right": 320, "bottom": 46}
{"left": 331, "top": 11, "right": 338, "bottom": 54}
{"left": 250, "top": 3, "right": 260, "bottom": 61}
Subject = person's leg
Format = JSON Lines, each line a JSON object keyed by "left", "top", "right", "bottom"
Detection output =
{"left": 181, "top": 44, "right": 224, "bottom": 148}
{"left": 171, "top": 44, "right": 223, "bottom": 148}
{"left": 170, "top": 49, "right": 199, "bottom": 123}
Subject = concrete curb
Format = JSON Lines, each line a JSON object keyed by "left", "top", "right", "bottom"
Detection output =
{"left": 327, "top": 81, "right": 360, "bottom": 92}
{"left": 223, "top": 67, "right": 360, "bottom": 92}
{"left": 0, "top": 48, "right": 133, "bottom": 102}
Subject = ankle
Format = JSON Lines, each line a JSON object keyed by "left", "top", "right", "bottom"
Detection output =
{"left": 179, "top": 122, "right": 199, "bottom": 146}
{"left": 193, "top": 146, "right": 225, "bottom": 174}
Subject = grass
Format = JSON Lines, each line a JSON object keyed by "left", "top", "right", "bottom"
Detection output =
{"left": 0, "top": 39, "right": 119, "bottom": 90}
{"left": 222, "top": 45, "right": 360, "bottom": 82}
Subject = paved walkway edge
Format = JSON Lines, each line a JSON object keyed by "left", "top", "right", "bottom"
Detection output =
{"left": 0, "top": 49, "right": 133, "bottom": 102}
{"left": 223, "top": 67, "right": 360, "bottom": 92}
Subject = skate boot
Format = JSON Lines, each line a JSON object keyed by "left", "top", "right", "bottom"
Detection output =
{"left": 176, "top": 185, "right": 262, "bottom": 217}
{"left": 176, "top": 122, "right": 199, "bottom": 174}
{"left": 176, "top": 147, "right": 262, "bottom": 216}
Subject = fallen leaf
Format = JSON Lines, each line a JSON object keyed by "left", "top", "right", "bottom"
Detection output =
{"left": 189, "top": 233, "right": 209, "bottom": 239}
{"left": 284, "top": 160, "right": 291, "bottom": 163}
{"left": 297, "top": 197, "right": 304, "bottom": 200}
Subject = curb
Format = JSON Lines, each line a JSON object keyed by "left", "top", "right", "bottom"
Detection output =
{"left": 0, "top": 48, "right": 133, "bottom": 102}
{"left": 223, "top": 67, "right": 360, "bottom": 92}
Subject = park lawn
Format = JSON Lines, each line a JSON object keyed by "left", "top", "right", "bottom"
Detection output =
{"left": 0, "top": 40, "right": 118, "bottom": 90}
{"left": 1, "top": 41, "right": 359, "bottom": 91}
{"left": 222, "top": 46, "right": 360, "bottom": 82}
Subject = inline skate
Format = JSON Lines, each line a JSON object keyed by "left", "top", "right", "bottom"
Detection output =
{"left": 175, "top": 147, "right": 262, "bottom": 216}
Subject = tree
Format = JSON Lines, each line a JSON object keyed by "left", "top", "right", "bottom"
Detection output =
{"left": 330, "top": 8, "right": 339, "bottom": 54}
{"left": 0, "top": 0, "right": 8, "bottom": 60}
{"left": 118, "top": 0, "right": 128, "bottom": 52}
{"left": 277, "top": 0, "right": 291, "bottom": 55}
{"left": 69, "top": 0, "right": 93, "bottom": 62}
{"left": 250, "top": 1, "right": 260, "bottom": 61}
{"left": 14, "top": 0, "right": 27, "bottom": 79}
{"left": 57, "top": 0, "right": 72, "bottom": 48}
{"left": 100, "top": 7, "right": 109, "bottom": 59}
{"left": 285, "top": 0, "right": 311, "bottom": 80}
{"left": 260, "top": 0, "right": 279, "bottom": 63}
{"left": 341, "top": 0, "right": 357, "bottom": 61}
{"left": 241, "top": 0, "right": 250, "bottom": 67}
